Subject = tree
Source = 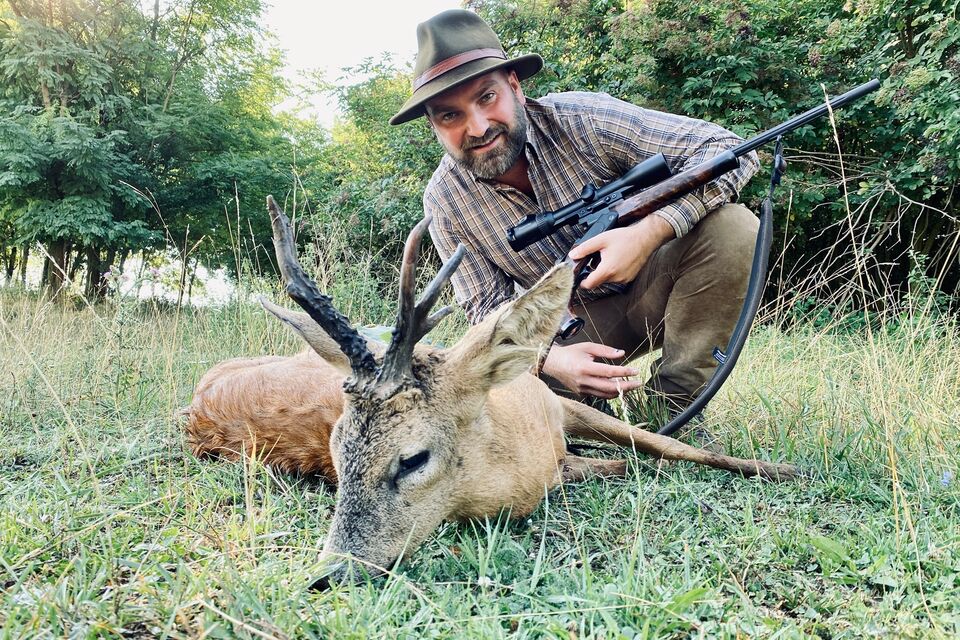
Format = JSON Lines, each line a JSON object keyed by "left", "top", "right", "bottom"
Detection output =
{"left": 0, "top": 0, "right": 316, "bottom": 298}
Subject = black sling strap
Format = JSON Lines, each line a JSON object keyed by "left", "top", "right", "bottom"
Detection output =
{"left": 657, "top": 137, "right": 787, "bottom": 436}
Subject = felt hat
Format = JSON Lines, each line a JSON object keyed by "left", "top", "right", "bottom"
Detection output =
{"left": 389, "top": 9, "right": 542, "bottom": 125}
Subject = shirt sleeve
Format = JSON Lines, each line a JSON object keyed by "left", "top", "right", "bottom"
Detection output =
{"left": 425, "top": 192, "right": 515, "bottom": 325}
{"left": 590, "top": 94, "right": 760, "bottom": 237}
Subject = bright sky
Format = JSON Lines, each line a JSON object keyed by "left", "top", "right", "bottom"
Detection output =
{"left": 263, "top": 0, "right": 464, "bottom": 127}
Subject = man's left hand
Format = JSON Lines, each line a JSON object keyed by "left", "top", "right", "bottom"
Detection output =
{"left": 568, "top": 214, "right": 675, "bottom": 290}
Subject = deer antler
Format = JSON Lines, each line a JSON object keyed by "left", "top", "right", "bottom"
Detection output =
{"left": 378, "top": 216, "right": 466, "bottom": 386}
{"left": 267, "top": 195, "right": 378, "bottom": 380}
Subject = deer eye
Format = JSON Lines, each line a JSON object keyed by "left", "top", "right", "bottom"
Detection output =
{"left": 396, "top": 450, "right": 430, "bottom": 482}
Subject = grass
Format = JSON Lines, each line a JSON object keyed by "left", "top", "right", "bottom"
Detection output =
{"left": 0, "top": 268, "right": 958, "bottom": 638}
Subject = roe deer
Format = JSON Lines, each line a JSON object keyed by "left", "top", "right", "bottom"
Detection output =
{"left": 182, "top": 196, "right": 798, "bottom": 588}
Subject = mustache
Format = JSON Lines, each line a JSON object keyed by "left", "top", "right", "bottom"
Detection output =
{"left": 463, "top": 124, "right": 508, "bottom": 151}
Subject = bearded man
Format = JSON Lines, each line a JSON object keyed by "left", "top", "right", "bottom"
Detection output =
{"left": 390, "top": 9, "right": 760, "bottom": 437}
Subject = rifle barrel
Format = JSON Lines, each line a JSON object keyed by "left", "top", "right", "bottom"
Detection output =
{"left": 732, "top": 79, "right": 880, "bottom": 157}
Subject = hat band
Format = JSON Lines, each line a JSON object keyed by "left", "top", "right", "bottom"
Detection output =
{"left": 412, "top": 48, "right": 506, "bottom": 91}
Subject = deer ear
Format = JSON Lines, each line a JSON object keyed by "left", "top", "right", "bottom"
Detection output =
{"left": 260, "top": 296, "right": 375, "bottom": 373}
{"left": 446, "top": 264, "right": 573, "bottom": 389}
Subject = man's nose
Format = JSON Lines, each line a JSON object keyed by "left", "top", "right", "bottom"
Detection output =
{"left": 465, "top": 109, "right": 490, "bottom": 139}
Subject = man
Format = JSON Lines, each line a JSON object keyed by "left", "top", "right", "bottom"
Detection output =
{"left": 390, "top": 9, "right": 760, "bottom": 431}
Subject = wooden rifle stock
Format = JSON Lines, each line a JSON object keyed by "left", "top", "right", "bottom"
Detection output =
{"left": 609, "top": 151, "right": 741, "bottom": 226}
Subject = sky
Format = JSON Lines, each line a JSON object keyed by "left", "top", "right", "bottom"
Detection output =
{"left": 262, "top": 0, "right": 464, "bottom": 127}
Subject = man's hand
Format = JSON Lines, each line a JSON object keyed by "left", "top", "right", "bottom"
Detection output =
{"left": 540, "top": 342, "right": 643, "bottom": 399}
{"left": 568, "top": 214, "right": 675, "bottom": 290}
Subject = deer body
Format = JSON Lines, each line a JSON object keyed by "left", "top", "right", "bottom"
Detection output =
{"left": 186, "top": 350, "right": 344, "bottom": 480}
{"left": 183, "top": 197, "right": 798, "bottom": 588}
{"left": 186, "top": 355, "right": 572, "bottom": 519}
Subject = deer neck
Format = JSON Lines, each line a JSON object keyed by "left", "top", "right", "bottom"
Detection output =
{"left": 447, "top": 375, "right": 567, "bottom": 521}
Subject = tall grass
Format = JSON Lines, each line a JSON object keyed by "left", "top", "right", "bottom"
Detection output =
{"left": 1, "top": 193, "right": 958, "bottom": 637}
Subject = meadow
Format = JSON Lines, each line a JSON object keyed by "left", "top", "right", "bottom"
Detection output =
{"left": 0, "top": 261, "right": 957, "bottom": 639}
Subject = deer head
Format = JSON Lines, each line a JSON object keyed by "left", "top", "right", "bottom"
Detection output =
{"left": 263, "top": 197, "right": 572, "bottom": 589}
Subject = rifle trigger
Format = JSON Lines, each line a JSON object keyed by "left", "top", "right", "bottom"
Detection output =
{"left": 573, "top": 252, "right": 601, "bottom": 289}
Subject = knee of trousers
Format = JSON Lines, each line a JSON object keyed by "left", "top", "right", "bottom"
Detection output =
{"left": 688, "top": 203, "right": 759, "bottom": 275}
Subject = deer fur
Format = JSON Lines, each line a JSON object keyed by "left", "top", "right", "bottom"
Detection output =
{"left": 182, "top": 198, "right": 798, "bottom": 588}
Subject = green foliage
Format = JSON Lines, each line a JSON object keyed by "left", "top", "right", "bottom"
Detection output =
{"left": 303, "top": 60, "right": 442, "bottom": 287}
{"left": 0, "top": 0, "right": 320, "bottom": 295}
{"left": 1, "top": 0, "right": 956, "bottom": 306}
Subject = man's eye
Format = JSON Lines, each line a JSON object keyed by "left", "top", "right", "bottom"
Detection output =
{"left": 480, "top": 92, "right": 495, "bottom": 104}
{"left": 441, "top": 112, "right": 457, "bottom": 123}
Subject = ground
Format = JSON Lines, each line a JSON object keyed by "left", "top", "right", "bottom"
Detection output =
{"left": 0, "top": 287, "right": 957, "bottom": 638}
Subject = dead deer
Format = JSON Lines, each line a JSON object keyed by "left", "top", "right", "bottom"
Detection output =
{"left": 182, "top": 196, "right": 798, "bottom": 588}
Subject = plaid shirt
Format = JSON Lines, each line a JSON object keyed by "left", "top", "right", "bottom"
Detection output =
{"left": 425, "top": 91, "right": 760, "bottom": 324}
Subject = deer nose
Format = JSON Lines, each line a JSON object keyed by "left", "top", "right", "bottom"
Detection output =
{"left": 308, "top": 561, "right": 346, "bottom": 591}
{"left": 308, "top": 571, "right": 337, "bottom": 591}
{"left": 309, "top": 574, "right": 333, "bottom": 591}
{"left": 308, "top": 556, "right": 394, "bottom": 590}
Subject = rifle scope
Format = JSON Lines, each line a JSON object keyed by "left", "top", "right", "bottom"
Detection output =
{"left": 506, "top": 152, "right": 672, "bottom": 251}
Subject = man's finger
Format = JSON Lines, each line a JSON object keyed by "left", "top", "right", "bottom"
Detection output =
{"left": 583, "top": 362, "right": 640, "bottom": 379}
{"left": 584, "top": 377, "right": 644, "bottom": 398}
{"left": 568, "top": 235, "right": 605, "bottom": 261}
{"left": 584, "top": 343, "right": 628, "bottom": 360}
{"left": 579, "top": 268, "right": 605, "bottom": 290}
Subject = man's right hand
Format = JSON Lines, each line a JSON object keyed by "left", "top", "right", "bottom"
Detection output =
{"left": 540, "top": 342, "right": 643, "bottom": 399}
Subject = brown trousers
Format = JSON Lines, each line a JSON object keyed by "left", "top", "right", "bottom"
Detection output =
{"left": 551, "top": 203, "right": 759, "bottom": 407}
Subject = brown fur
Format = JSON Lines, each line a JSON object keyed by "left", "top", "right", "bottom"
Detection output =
{"left": 185, "top": 351, "right": 343, "bottom": 480}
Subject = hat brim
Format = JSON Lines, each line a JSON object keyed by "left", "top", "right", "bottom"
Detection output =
{"left": 389, "top": 53, "right": 543, "bottom": 126}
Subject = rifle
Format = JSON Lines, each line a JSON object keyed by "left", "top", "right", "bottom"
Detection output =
{"left": 507, "top": 79, "right": 880, "bottom": 435}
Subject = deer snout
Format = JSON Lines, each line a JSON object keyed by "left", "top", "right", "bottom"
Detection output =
{"left": 308, "top": 554, "right": 394, "bottom": 591}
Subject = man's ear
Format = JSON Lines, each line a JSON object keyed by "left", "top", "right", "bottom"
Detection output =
{"left": 506, "top": 69, "right": 525, "bottom": 105}
{"left": 442, "top": 263, "right": 573, "bottom": 391}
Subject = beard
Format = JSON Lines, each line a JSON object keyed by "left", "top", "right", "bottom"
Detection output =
{"left": 443, "top": 97, "right": 528, "bottom": 180}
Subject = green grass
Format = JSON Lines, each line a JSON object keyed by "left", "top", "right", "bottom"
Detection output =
{"left": 0, "top": 280, "right": 958, "bottom": 639}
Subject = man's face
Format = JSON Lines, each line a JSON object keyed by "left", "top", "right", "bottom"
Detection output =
{"left": 425, "top": 70, "right": 528, "bottom": 180}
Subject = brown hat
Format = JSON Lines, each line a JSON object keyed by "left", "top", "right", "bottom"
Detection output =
{"left": 389, "top": 9, "right": 542, "bottom": 126}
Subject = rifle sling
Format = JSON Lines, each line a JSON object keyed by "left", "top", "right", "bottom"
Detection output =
{"left": 656, "top": 137, "right": 785, "bottom": 436}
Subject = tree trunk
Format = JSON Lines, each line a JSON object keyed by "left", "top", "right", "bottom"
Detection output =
{"left": 19, "top": 244, "right": 30, "bottom": 285}
{"left": 3, "top": 246, "right": 15, "bottom": 283}
{"left": 100, "top": 248, "right": 117, "bottom": 297}
{"left": 187, "top": 256, "right": 198, "bottom": 303}
{"left": 68, "top": 243, "right": 83, "bottom": 281}
{"left": 84, "top": 246, "right": 103, "bottom": 300}
{"left": 177, "top": 257, "right": 187, "bottom": 309}
{"left": 151, "top": 0, "right": 160, "bottom": 41}
{"left": 47, "top": 239, "right": 67, "bottom": 295}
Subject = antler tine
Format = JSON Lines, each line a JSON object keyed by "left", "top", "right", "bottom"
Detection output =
{"left": 413, "top": 243, "right": 466, "bottom": 339}
{"left": 379, "top": 217, "right": 466, "bottom": 385}
{"left": 266, "top": 195, "right": 377, "bottom": 379}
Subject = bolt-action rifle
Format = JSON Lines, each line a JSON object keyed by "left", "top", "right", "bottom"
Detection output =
{"left": 506, "top": 79, "right": 880, "bottom": 435}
